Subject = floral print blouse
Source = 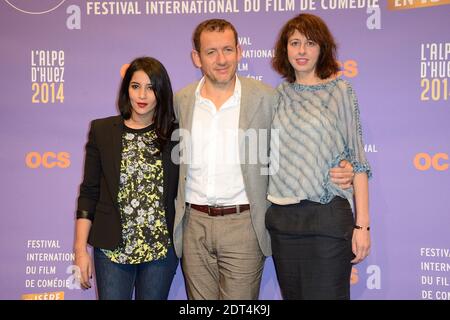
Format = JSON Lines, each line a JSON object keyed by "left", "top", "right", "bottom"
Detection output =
{"left": 102, "top": 123, "right": 170, "bottom": 264}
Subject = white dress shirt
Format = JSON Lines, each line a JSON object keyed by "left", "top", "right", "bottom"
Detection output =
{"left": 185, "top": 76, "right": 249, "bottom": 206}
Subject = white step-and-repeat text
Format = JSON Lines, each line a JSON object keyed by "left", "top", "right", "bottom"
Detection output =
{"left": 1, "top": 0, "right": 449, "bottom": 300}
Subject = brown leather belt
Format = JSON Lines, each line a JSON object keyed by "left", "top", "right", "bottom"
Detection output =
{"left": 187, "top": 203, "right": 250, "bottom": 216}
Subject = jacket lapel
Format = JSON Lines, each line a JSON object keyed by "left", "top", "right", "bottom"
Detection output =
{"left": 238, "top": 77, "right": 263, "bottom": 178}
{"left": 180, "top": 88, "right": 196, "bottom": 134}
{"left": 179, "top": 85, "right": 196, "bottom": 177}
{"left": 111, "top": 117, "right": 123, "bottom": 207}
{"left": 238, "top": 77, "right": 261, "bottom": 131}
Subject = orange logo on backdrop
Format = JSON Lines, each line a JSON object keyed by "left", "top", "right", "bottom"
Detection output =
{"left": 387, "top": 0, "right": 450, "bottom": 10}
{"left": 120, "top": 64, "right": 130, "bottom": 78}
{"left": 25, "top": 152, "right": 70, "bottom": 169}
{"left": 337, "top": 60, "right": 358, "bottom": 78}
{"left": 350, "top": 267, "right": 359, "bottom": 285}
{"left": 414, "top": 153, "right": 449, "bottom": 171}
{"left": 22, "top": 291, "right": 64, "bottom": 300}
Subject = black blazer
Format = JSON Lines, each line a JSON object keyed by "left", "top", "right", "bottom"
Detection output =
{"left": 76, "top": 115, "right": 179, "bottom": 250}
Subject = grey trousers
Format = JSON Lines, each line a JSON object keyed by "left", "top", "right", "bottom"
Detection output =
{"left": 181, "top": 207, "right": 265, "bottom": 300}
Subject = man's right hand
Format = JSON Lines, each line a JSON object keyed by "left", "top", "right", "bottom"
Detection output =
{"left": 330, "top": 160, "right": 354, "bottom": 189}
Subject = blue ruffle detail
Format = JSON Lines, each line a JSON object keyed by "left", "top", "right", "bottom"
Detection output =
{"left": 354, "top": 162, "right": 372, "bottom": 178}
{"left": 319, "top": 146, "right": 372, "bottom": 203}
{"left": 346, "top": 81, "right": 364, "bottom": 140}
{"left": 291, "top": 78, "right": 339, "bottom": 92}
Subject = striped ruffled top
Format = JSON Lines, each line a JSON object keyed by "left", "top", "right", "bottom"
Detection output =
{"left": 267, "top": 78, "right": 371, "bottom": 212}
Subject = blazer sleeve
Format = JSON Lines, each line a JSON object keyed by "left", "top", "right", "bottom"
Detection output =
{"left": 76, "top": 120, "right": 102, "bottom": 220}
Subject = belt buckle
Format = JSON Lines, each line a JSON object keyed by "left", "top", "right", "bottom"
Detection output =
{"left": 208, "top": 204, "right": 221, "bottom": 216}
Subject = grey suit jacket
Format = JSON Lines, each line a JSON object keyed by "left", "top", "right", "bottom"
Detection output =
{"left": 173, "top": 76, "right": 276, "bottom": 258}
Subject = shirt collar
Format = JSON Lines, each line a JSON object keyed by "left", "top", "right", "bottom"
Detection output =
{"left": 195, "top": 75, "right": 241, "bottom": 104}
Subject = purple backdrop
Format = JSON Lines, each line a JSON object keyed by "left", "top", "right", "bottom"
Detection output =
{"left": 1, "top": 0, "right": 449, "bottom": 300}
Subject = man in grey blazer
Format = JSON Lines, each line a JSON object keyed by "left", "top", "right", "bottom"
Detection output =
{"left": 173, "top": 19, "right": 354, "bottom": 300}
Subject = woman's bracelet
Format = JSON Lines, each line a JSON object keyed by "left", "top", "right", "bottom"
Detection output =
{"left": 354, "top": 225, "right": 370, "bottom": 231}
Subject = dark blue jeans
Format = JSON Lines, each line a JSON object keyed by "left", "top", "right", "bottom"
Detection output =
{"left": 93, "top": 246, "right": 178, "bottom": 300}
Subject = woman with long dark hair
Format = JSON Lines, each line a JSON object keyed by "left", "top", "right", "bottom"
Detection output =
{"left": 74, "top": 57, "right": 179, "bottom": 300}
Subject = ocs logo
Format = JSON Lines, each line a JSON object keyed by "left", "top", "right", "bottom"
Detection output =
{"left": 5, "top": 0, "right": 66, "bottom": 15}
{"left": 337, "top": 60, "right": 358, "bottom": 78}
{"left": 25, "top": 152, "right": 70, "bottom": 169}
{"left": 120, "top": 64, "right": 130, "bottom": 78}
{"left": 414, "top": 153, "right": 449, "bottom": 171}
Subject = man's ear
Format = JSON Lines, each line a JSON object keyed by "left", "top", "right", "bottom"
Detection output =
{"left": 191, "top": 50, "right": 202, "bottom": 68}
{"left": 236, "top": 44, "right": 243, "bottom": 62}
